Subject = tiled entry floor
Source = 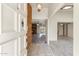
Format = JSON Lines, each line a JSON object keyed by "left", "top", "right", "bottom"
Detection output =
{"left": 28, "top": 43, "right": 54, "bottom": 56}
{"left": 28, "top": 35, "right": 73, "bottom": 56}
{"left": 50, "top": 36, "right": 73, "bottom": 56}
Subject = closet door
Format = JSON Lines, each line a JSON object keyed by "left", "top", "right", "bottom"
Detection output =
{"left": 0, "top": 3, "right": 27, "bottom": 56}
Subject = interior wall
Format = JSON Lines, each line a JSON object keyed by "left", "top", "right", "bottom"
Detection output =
{"left": 48, "top": 9, "right": 73, "bottom": 41}
{"left": 32, "top": 4, "right": 48, "bottom": 23}
{"left": 68, "top": 23, "right": 73, "bottom": 38}
{"left": 58, "top": 24, "right": 63, "bottom": 36}
{"left": 31, "top": 4, "right": 73, "bottom": 44}
{"left": 32, "top": 7, "right": 48, "bottom": 20}
{"left": 48, "top": 17, "right": 57, "bottom": 42}
{"left": 73, "top": 4, "right": 79, "bottom": 56}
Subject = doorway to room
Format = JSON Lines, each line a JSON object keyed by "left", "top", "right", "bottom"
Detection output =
{"left": 52, "top": 22, "right": 73, "bottom": 56}
{"left": 57, "top": 22, "right": 73, "bottom": 38}
{"left": 32, "top": 23, "right": 47, "bottom": 44}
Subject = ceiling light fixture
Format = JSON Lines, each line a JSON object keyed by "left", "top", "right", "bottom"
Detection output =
{"left": 60, "top": 24, "right": 63, "bottom": 26}
{"left": 37, "top": 4, "right": 42, "bottom": 12}
{"left": 37, "top": 23, "right": 39, "bottom": 26}
{"left": 62, "top": 5, "right": 72, "bottom": 10}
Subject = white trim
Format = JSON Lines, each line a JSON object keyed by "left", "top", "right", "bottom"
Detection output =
{"left": 14, "top": 10, "right": 18, "bottom": 55}
{"left": 23, "top": 35, "right": 27, "bottom": 56}
{"left": 14, "top": 12, "right": 18, "bottom": 32}
{"left": 24, "top": 4, "right": 27, "bottom": 56}
{"left": 17, "top": 13, "right": 22, "bottom": 55}
{"left": 18, "top": 14, "right": 21, "bottom": 32}
{"left": 14, "top": 39, "right": 18, "bottom": 56}
{"left": 17, "top": 37, "right": 21, "bottom": 56}
{"left": 0, "top": 4, "right": 2, "bottom": 34}
{"left": 0, "top": 46, "right": 2, "bottom": 56}
{"left": 24, "top": 18, "right": 27, "bottom": 46}
{"left": 0, "top": 3, "right": 2, "bottom": 56}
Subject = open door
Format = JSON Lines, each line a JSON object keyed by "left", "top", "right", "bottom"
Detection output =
{"left": 27, "top": 3, "right": 32, "bottom": 54}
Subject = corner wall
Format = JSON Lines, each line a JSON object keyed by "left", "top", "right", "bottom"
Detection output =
{"left": 73, "top": 4, "right": 79, "bottom": 56}
{"left": 48, "top": 9, "right": 73, "bottom": 42}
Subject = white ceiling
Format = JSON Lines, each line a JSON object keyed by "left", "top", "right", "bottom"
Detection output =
{"left": 31, "top": 3, "right": 73, "bottom": 24}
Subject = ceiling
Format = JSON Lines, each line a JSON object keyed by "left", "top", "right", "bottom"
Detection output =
{"left": 31, "top": 3, "right": 73, "bottom": 24}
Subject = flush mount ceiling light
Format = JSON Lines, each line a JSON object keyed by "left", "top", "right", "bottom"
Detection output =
{"left": 37, "top": 23, "right": 39, "bottom": 26}
{"left": 60, "top": 24, "right": 63, "bottom": 26}
{"left": 62, "top": 5, "right": 72, "bottom": 10}
{"left": 37, "top": 4, "right": 42, "bottom": 12}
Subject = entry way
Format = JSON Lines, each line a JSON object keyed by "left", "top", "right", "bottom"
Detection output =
{"left": 57, "top": 23, "right": 72, "bottom": 37}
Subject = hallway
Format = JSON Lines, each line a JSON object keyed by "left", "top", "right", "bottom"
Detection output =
{"left": 28, "top": 34, "right": 73, "bottom": 56}
{"left": 28, "top": 34, "right": 53, "bottom": 56}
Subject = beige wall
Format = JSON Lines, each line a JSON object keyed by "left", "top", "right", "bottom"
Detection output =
{"left": 74, "top": 3, "right": 79, "bottom": 56}
{"left": 48, "top": 8, "right": 73, "bottom": 42}
{"left": 58, "top": 24, "right": 63, "bottom": 36}
{"left": 68, "top": 23, "right": 73, "bottom": 38}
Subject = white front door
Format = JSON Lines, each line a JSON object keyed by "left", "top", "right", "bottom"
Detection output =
{"left": 0, "top": 3, "right": 27, "bottom": 56}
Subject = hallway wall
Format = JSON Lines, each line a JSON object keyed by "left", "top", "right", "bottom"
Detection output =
{"left": 68, "top": 23, "right": 73, "bottom": 38}
{"left": 48, "top": 8, "right": 73, "bottom": 41}
{"left": 74, "top": 4, "right": 79, "bottom": 56}
{"left": 58, "top": 24, "right": 63, "bottom": 36}
{"left": 32, "top": 4, "right": 48, "bottom": 20}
